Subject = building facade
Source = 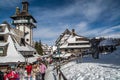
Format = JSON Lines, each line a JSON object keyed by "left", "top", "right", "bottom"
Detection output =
{"left": 0, "top": 0, "right": 38, "bottom": 65}
{"left": 11, "top": 0, "right": 36, "bottom": 46}
{"left": 42, "top": 44, "right": 52, "bottom": 55}
{"left": 55, "top": 29, "right": 91, "bottom": 55}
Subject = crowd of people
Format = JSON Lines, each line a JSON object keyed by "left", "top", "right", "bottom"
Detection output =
{"left": 0, "top": 60, "right": 47, "bottom": 80}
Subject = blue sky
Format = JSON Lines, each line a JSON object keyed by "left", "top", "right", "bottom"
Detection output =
{"left": 0, "top": 0, "right": 120, "bottom": 45}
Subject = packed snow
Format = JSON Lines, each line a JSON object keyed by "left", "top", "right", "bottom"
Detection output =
{"left": 59, "top": 46, "right": 120, "bottom": 80}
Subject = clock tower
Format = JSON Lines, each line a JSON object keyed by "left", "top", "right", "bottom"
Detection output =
{"left": 11, "top": 0, "right": 37, "bottom": 46}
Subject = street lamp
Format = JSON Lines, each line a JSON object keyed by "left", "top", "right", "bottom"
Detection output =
{"left": 56, "top": 43, "right": 61, "bottom": 74}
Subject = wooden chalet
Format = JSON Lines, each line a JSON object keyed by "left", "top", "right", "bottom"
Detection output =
{"left": 55, "top": 29, "right": 91, "bottom": 55}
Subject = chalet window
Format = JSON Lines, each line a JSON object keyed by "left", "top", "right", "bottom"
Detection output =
{"left": 65, "top": 49, "right": 68, "bottom": 52}
{"left": 0, "top": 26, "right": 3, "bottom": 32}
{"left": 0, "top": 48, "right": 4, "bottom": 54}
{"left": 68, "top": 43, "right": 90, "bottom": 46}
{"left": 76, "top": 38, "right": 87, "bottom": 41}
{"left": 20, "top": 38, "right": 25, "bottom": 46}
{"left": 23, "top": 4, "right": 27, "bottom": 11}
{"left": 0, "top": 36, "right": 5, "bottom": 41}
{"left": 0, "top": 44, "right": 8, "bottom": 56}
{"left": 70, "top": 49, "right": 74, "bottom": 51}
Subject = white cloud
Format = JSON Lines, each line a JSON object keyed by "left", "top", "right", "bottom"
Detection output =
{"left": 31, "top": 7, "right": 75, "bottom": 21}
{"left": 77, "top": 0, "right": 104, "bottom": 22}
{"left": 41, "top": 39, "right": 55, "bottom": 46}
{"left": 100, "top": 33, "right": 120, "bottom": 38}
{"left": 82, "top": 5, "right": 102, "bottom": 21}
{"left": 33, "top": 23, "right": 72, "bottom": 45}
{"left": 72, "top": 21, "right": 103, "bottom": 37}
{"left": 108, "top": 11, "right": 120, "bottom": 22}
{"left": 0, "top": 0, "right": 33, "bottom": 8}
{"left": 33, "top": 28, "right": 58, "bottom": 39}
{"left": 31, "top": 0, "right": 105, "bottom": 22}
{"left": 75, "top": 22, "right": 88, "bottom": 31}
{"left": 33, "top": 24, "right": 70, "bottom": 39}
{"left": 77, "top": 24, "right": 120, "bottom": 38}
{"left": 0, "top": 0, "right": 20, "bottom": 8}
{"left": 100, "top": 25, "right": 120, "bottom": 36}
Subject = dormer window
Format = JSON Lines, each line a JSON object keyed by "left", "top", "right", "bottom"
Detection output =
{"left": 0, "top": 44, "right": 8, "bottom": 56}
{"left": 23, "top": 4, "right": 26, "bottom": 11}
{"left": 76, "top": 38, "right": 87, "bottom": 41}
{"left": 0, "top": 26, "right": 3, "bottom": 32}
{"left": 0, "top": 48, "right": 4, "bottom": 54}
{"left": 20, "top": 38, "right": 26, "bottom": 46}
{"left": 22, "top": 1, "right": 29, "bottom": 12}
{"left": 0, "top": 48, "right": 4, "bottom": 55}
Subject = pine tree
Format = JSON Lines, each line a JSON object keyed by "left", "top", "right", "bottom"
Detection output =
{"left": 35, "top": 40, "right": 43, "bottom": 55}
{"left": 39, "top": 40, "right": 43, "bottom": 55}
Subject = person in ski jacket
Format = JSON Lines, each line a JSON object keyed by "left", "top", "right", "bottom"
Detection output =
{"left": 7, "top": 68, "right": 17, "bottom": 80}
{"left": 39, "top": 62, "right": 47, "bottom": 80}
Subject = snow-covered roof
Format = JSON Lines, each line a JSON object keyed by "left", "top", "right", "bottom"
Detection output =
{"left": 15, "top": 43, "right": 36, "bottom": 51}
{"left": 27, "top": 56, "right": 38, "bottom": 63}
{"left": 52, "top": 46, "right": 57, "bottom": 51}
{"left": 0, "top": 24, "right": 7, "bottom": 26}
{"left": 0, "top": 35, "right": 25, "bottom": 63}
{"left": 66, "top": 35, "right": 89, "bottom": 43}
{"left": 0, "top": 22, "right": 38, "bottom": 63}
{"left": 60, "top": 45, "right": 91, "bottom": 48}
{"left": 53, "top": 53, "right": 72, "bottom": 58}
{"left": 0, "top": 57, "right": 25, "bottom": 63}
{"left": 59, "top": 35, "right": 91, "bottom": 49}
{"left": 0, "top": 42, "right": 9, "bottom": 46}
{"left": 69, "top": 41, "right": 89, "bottom": 43}
{"left": 56, "top": 29, "right": 71, "bottom": 43}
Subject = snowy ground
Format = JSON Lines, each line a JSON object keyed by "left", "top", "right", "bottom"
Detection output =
{"left": 45, "top": 65, "right": 56, "bottom": 80}
{"left": 60, "top": 46, "right": 120, "bottom": 80}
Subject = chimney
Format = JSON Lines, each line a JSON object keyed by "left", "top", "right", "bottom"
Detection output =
{"left": 22, "top": 1, "right": 29, "bottom": 13}
{"left": 72, "top": 29, "right": 75, "bottom": 36}
{"left": 15, "top": 7, "right": 20, "bottom": 15}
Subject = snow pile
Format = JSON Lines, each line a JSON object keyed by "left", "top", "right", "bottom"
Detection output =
{"left": 60, "top": 46, "right": 120, "bottom": 80}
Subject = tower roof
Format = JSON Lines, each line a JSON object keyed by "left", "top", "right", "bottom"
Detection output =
{"left": 22, "top": 0, "right": 29, "bottom": 4}
{"left": 10, "top": 0, "right": 37, "bottom": 23}
{"left": 11, "top": 13, "right": 37, "bottom": 23}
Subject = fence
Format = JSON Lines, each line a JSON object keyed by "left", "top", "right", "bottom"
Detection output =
{"left": 53, "top": 64, "right": 67, "bottom": 80}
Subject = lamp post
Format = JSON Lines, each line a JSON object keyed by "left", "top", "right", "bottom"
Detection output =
{"left": 57, "top": 43, "right": 61, "bottom": 80}
{"left": 56, "top": 43, "right": 61, "bottom": 69}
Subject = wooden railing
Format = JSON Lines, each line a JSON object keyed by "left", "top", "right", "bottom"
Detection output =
{"left": 58, "top": 69, "right": 67, "bottom": 80}
{"left": 53, "top": 64, "right": 67, "bottom": 80}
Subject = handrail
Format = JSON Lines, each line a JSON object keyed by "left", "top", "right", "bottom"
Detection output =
{"left": 53, "top": 65, "right": 67, "bottom": 80}
{"left": 58, "top": 69, "right": 67, "bottom": 80}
